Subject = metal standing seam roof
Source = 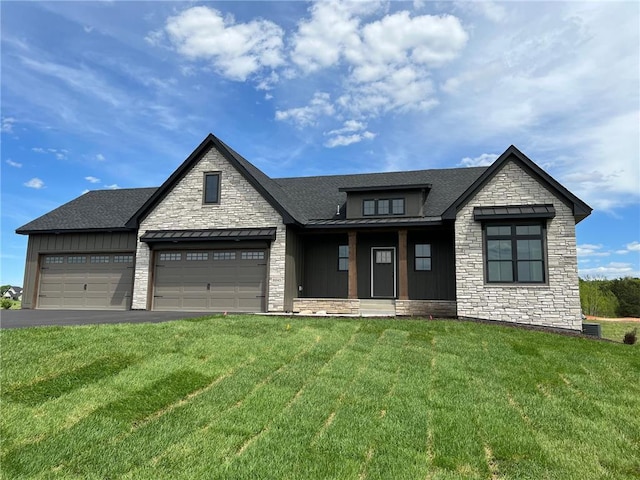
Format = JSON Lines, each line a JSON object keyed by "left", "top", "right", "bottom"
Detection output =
{"left": 140, "top": 228, "right": 277, "bottom": 242}
{"left": 473, "top": 204, "right": 556, "bottom": 220}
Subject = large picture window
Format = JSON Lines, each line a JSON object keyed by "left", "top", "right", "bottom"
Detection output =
{"left": 204, "top": 172, "right": 220, "bottom": 204}
{"left": 485, "top": 224, "right": 545, "bottom": 283}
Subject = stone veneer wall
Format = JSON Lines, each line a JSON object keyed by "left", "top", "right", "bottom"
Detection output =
{"left": 131, "top": 146, "right": 286, "bottom": 311}
{"left": 454, "top": 161, "right": 582, "bottom": 330}
{"left": 292, "top": 299, "right": 361, "bottom": 315}
{"left": 395, "top": 300, "right": 457, "bottom": 317}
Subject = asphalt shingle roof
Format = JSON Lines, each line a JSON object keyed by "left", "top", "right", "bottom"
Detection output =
{"left": 16, "top": 143, "right": 488, "bottom": 233}
{"left": 16, "top": 188, "right": 157, "bottom": 233}
{"left": 275, "top": 167, "right": 488, "bottom": 221}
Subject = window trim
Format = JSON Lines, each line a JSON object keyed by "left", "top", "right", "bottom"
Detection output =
{"left": 363, "top": 199, "right": 376, "bottom": 216}
{"left": 414, "top": 243, "right": 432, "bottom": 271}
{"left": 391, "top": 198, "right": 405, "bottom": 215}
{"left": 203, "top": 172, "right": 221, "bottom": 205}
{"left": 483, "top": 222, "right": 547, "bottom": 284}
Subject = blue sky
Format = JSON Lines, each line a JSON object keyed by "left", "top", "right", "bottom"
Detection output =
{"left": 1, "top": 0, "right": 639, "bottom": 286}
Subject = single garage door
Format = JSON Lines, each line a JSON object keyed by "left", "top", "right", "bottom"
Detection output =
{"left": 153, "top": 249, "right": 267, "bottom": 312}
{"left": 38, "top": 253, "right": 134, "bottom": 309}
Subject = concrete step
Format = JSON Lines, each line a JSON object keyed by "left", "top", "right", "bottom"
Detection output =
{"left": 359, "top": 299, "right": 396, "bottom": 316}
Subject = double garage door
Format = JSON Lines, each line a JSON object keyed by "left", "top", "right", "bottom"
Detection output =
{"left": 153, "top": 249, "right": 267, "bottom": 312}
{"left": 38, "top": 253, "right": 134, "bottom": 310}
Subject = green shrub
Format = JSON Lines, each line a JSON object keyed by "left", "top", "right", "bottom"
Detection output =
{"left": 1, "top": 298, "right": 13, "bottom": 309}
{"left": 623, "top": 328, "right": 637, "bottom": 345}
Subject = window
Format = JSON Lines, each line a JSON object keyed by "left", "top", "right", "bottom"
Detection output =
{"left": 241, "top": 251, "right": 265, "bottom": 260}
{"left": 363, "top": 198, "right": 405, "bottom": 216}
{"left": 363, "top": 200, "right": 376, "bottom": 216}
{"left": 377, "top": 199, "right": 390, "bottom": 215}
{"left": 415, "top": 244, "right": 431, "bottom": 271}
{"left": 159, "top": 253, "right": 181, "bottom": 261}
{"left": 204, "top": 172, "right": 220, "bottom": 204}
{"left": 45, "top": 256, "right": 64, "bottom": 264}
{"left": 392, "top": 199, "right": 405, "bottom": 215}
{"left": 186, "top": 252, "right": 208, "bottom": 261}
{"left": 213, "top": 251, "right": 236, "bottom": 261}
{"left": 485, "top": 224, "right": 545, "bottom": 283}
{"left": 375, "top": 250, "right": 392, "bottom": 264}
{"left": 113, "top": 255, "right": 133, "bottom": 263}
{"left": 90, "top": 255, "right": 110, "bottom": 263}
{"left": 338, "top": 245, "right": 349, "bottom": 271}
{"left": 67, "top": 256, "right": 86, "bottom": 264}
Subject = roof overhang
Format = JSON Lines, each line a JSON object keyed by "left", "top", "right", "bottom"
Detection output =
{"left": 15, "top": 227, "right": 135, "bottom": 236}
{"left": 140, "top": 228, "right": 277, "bottom": 243}
{"left": 303, "top": 217, "right": 443, "bottom": 229}
{"left": 339, "top": 183, "right": 432, "bottom": 193}
{"left": 473, "top": 204, "right": 556, "bottom": 221}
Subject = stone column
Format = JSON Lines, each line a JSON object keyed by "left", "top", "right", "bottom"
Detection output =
{"left": 398, "top": 229, "right": 409, "bottom": 300}
{"left": 348, "top": 231, "right": 358, "bottom": 299}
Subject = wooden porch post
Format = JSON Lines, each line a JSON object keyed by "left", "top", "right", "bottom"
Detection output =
{"left": 348, "top": 231, "right": 358, "bottom": 299}
{"left": 398, "top": 229, "right": 409, "bottom": 300}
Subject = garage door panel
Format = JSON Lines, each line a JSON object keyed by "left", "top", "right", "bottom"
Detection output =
{"left": 38, "top": 254, "right": 134, "bottom": 310}
{"left": 153, "top": 249, "right": 266, "bottom": 312}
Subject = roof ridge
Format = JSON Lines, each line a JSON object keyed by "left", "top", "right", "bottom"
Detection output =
{"left": 274, "top": 165, "right": 488, "bottom": 182}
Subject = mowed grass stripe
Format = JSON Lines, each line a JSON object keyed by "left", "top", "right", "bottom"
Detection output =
{"left": 2, "top": 322, "right": 331, "bottom": 479}
{"left": 1, "top": 316, "right": 638, "bottom": 480}
{"left": 224, "top": 327, "right": 407, "bottom": 480}
{"left": 123, "top": 321, "right": 362, "bottom": 479}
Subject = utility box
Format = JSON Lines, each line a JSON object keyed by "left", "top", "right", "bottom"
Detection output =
{"left": 582, "top": 322, "right": 602, "bottom": 338}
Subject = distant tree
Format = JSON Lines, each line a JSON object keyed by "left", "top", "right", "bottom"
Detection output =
{"left": 580, "top": 277, "right": 618, "bottom": 317}
{"left": 609, "top": 277, "right": 640, "bottom": 318}
{"left": 0, "top": 285, "right": 11, "bottom": 296}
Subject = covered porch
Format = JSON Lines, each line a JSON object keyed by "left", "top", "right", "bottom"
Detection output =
{"left": 290, "top": 225, "right": 458, "bottom": 317}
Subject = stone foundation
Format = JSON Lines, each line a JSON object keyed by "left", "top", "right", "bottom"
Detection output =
{"left": 395, "top": 300, "right": 457, "bottom": 317}
{"left": 292, "top": 298, "right": 361, "bottom": 315}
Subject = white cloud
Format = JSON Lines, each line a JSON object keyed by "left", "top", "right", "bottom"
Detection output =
{"left": 162, "top": 6, "right": 285, "bottom": 81}
{"left": 459, "top": 153, "right": 498, "bottom": 167}
{"left": 275, "top": 92, "right": 334, "bottom": 127}
{"left": 24, "top": 178, "right": 44, "bottom": 189}
{"left": 81, "top": 189, "right": 90, "bottom": 195}
{"left": 83, "top": 25, "right": 94, "bottom": 33}
{"left": 31, "top": 147, "right": 68, "bottom": 160}
{"left": 454, "top": 1, "right": 506, "bottom": 23}
{"left": 291, "top": 1, "right": 382, "bottom": 73}
{"left": 104, "top": 184, "right": 120, "bottom": 189}
{"left": 627, "top": 241, "right": 640, "bottom": 252}
{"left": 95, "top": 153, "right": 105, "bottom": 161}
{"left": 5, "top": 159, "right": 22, "bottom": 168}
{"left": 286, "top": 5, "right": 468, "bottom": 123}
{"left": 324, "top": 120, "right": 376, "bottom": 148}
{"left": 325, "top": 131, "right": 376, "bottom": 148}
{"left": 579, "top": 262, "right": 638, "bottom": 280}
{"left": 577, "top": 244, "right": 611, "bottom": 258}
{"left": 1, "top": 117, "right": 16, "bottom": 133}
{"left": 85, "top": 176, "right": 101, "bottom": 183}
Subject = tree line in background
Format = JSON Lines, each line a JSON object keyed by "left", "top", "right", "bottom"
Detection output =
{"left": 580, "top": 277, "right": 640, "bottom": 318}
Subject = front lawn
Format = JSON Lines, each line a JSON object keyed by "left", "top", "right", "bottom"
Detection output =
{"left": 2, "top": 316, "right": 638, "bottom": 479}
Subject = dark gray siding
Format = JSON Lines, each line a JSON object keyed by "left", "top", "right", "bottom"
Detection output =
{"left": 21, "top": 232, "right": 137, "bottom": 309}
{"left": 284, "top": 228, "right": 303, "bottom": 311}
{"left": 408, "top": 228, "right": 456, "bottom": 301}
{"left": 302, "top": 234, "right": 348, "bottom": 298}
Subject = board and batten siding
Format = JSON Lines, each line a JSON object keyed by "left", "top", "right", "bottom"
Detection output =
{"left": 21, "top": 232, "right": 137, "bottom": 308}
{"left": 132, "top": 145, "right": 287, "bottom": 312}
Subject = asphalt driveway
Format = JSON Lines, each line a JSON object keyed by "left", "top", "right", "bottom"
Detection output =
{"left": 0, "top": 310, "right": 214, "bottom": 329}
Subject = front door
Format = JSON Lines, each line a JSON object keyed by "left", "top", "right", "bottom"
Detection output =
{"left": 371, "top": 247, "right": 396, "bottom": 298}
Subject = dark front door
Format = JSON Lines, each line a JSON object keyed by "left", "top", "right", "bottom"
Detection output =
{"left": 372, "top": 248, "right": 396, "bottom": 298}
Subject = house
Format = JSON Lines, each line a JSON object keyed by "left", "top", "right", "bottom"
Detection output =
{"left": 16, "top": 134, "right": 591, "bottom": 330}
{"left": 2, "top": 286, "right": 23, "bottom": 301}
